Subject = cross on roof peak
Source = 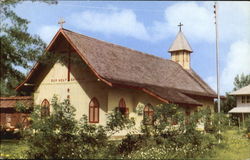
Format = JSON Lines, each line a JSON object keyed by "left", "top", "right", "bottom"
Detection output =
{"left": 178, "top": 22, "right": 183, "bottom": 32}
{"left": 58, "top": 18, "right": 65, "bottom": 28}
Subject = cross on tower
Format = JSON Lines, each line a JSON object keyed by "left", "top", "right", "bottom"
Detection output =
{"left": 178, "top": 22, "right": 183, "bottom": 32}
{"left": 58, "top": 18, "right": 65, "bottom": 28}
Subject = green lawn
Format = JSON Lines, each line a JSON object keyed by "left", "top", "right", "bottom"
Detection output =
{"left": 212, "top": 129, "right": 250, "bottom": 160}
{"left": 0, "top": 139, "right": 28, "bottom": 159}
{"left": 0, "top": 129, "right": 249, "bottom": 159}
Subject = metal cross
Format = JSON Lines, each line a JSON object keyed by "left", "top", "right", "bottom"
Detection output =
{"left": 178, "top": 22, "right": 183, "bottom": 32}
{"left": 58, "top": 18, "right": 65, "bottom": 28}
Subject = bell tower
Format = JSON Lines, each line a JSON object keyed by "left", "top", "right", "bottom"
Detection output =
{"left": 168, "top": 23, "right": 193, "bottom": 70}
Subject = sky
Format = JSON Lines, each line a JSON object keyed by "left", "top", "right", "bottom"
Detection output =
{"left": 13, "top": 1, "right": 250, "bottom": 95}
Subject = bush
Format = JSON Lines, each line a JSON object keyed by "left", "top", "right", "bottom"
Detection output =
{"left": 245, "top": 117, "right": 250, "bottom": 133}
{"left": 24, "top": 96, "right": 134, "bottom": 159}
{"left": 123, "top": 104, "right": 223, "bottom": 159}
{"left": 118, "top": 134, "right": 148, "bottom": 155}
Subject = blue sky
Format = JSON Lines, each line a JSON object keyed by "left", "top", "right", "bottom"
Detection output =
{"left": 13, "top": 1, "right": 250, "bottom": 95}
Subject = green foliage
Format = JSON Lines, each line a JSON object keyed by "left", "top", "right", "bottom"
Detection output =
{"left": 25, "top": 96, "right": 134, "bottom": 159}
{"left": 15, "top": 101, "right": 32, "bottom": 113}
{"left": 0, "top": 0, "right": 56, "bottom": 96}
{"left": 120, "top": 104, "right": 227, "bottom": 159}
{"left": 245, "top": 117, "right": 250, "bottom": 133}
{"left": 106, "top": 108, "right": 135, "bottom": 136}
{"left": 233, "top": 73, "right": 250, "bottom": 91}
{"left": 118, "top": 134, "right": 148, "bottom": 155}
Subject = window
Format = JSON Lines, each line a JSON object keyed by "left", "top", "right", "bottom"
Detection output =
{"left": 89, "top": 98, "right": 99, "bottom": 123}
{"left": 41, "top": 99, "right": 50, "bottom": 117}
{"left": 118, "top": 98, "right": 129, "bottom": 116}
{"left": 143, "top": 103, "right": 154, "bottom": 125}
{"left": 247, "top": 96, "right": 250, "bottom": 103}
{"left": 242, "top": 96, "right": 246, "bottom": 103}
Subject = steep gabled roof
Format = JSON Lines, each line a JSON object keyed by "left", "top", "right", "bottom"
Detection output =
{"left": 16, "top": 28, "right": 216, "bottom": 106}
{"left": 168, "top": 31, "right": 193, "bottom": 53}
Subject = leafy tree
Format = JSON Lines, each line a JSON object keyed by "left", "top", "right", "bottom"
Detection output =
{"left": 0, "top": 0, "right": 57, "bottom": 96}
{"left": 233, "top": 73, "right": 250, "bottom": 91}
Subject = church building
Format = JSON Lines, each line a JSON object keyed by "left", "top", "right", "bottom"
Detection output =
{"left": 16, "top": 26, "right": 216, "bottom": 133}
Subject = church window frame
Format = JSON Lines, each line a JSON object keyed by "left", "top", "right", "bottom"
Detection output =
{"left": 89, "top": 97, "right": 100, "bottom": 123}
{"left": 118, "top": 98, "right": 129, "bottom": 116}
{"left": 41, "top": 99, "right": 50, "bottom": 117}
{"left": 143, "top": 103, "right": 154, "bottom": 125}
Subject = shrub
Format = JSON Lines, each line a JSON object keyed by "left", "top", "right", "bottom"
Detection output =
{"left": 24, "top": 96, "right": 134, "bottom": 159}
{"left": 123, "top": 104, "right": 222, "bottom": 159}
{"left": 118, "top": 134, "right": 148, "bottom": 155}
{"left": 245, "top": 117, "right": 250, "bottom": 133}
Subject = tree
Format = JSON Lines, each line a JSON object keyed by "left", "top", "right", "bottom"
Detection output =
{"left": 233, "top": 73, "right": 250, "bottom": 91}
{"left": 0, "top": 0, "right": 57, "bottom": 96}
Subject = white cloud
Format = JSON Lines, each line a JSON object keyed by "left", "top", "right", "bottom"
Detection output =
{"left": 37, "top": 25, "right": 59, "bottom": 44}
{"left": 163, "top": 2, "right": 214, "bottom": 43}
{"left": 221, "top": 40, "right": 250, "bottom": 93}
{"left": 206, "top": 40, "right": 250, "bottom": 94}
{"left": 67, "top": 2, "right": 250, "bottom": 44}
{"left": 161, "top": 2, "right": 250, "bottom": 43}
{"left": 69, "top": 9, "right": 150, "bottom": 41}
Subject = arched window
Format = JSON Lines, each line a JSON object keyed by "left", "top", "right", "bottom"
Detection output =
{"left": 143, "top": 103, "right": 154, "bottom": 125}
{"left": 118, "top": 98, "right": 129, "bottom": 116}
{"left": 41, "top": 99, "right": 50, "bottom": 117}
{"left": 89, "top": 97, "right": 99, "bottom": 123}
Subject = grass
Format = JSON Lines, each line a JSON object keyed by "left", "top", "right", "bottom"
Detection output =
{"left": 0, "top": 139, "right": 28, "bottom": 159}
{"left": 212, "top": 129, "right": 250, "bottom": 160}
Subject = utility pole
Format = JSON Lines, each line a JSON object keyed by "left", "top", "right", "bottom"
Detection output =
{"left": 214, "top": 2, "right": 221, "bottom": 143}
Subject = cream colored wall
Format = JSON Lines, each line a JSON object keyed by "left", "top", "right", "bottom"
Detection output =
{"left": 236, "top": 95, "right": 250, "bottom": 107}
{"left": 171, "top": 51, "right": 190, "bottom": 69}
{"left": 33, "top": 53, "right": 108, "bottom": 125}
{"left": 107, "top": 88, "right": 161, "bottom": 122}
{"left": 107, "top": 87, "right": 163, "bottom": 135}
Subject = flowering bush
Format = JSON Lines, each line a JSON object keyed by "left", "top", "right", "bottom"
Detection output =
{"left": 120, "top": 104, "right": 223, "bottom": 159}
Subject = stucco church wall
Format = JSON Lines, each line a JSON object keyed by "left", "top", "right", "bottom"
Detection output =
{"left": 33, "top": 52, "right": 109, "bottom": 125}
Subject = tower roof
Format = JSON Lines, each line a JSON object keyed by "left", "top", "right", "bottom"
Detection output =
{"left": 168, "top": 31, "right": 193, "bottom": 53}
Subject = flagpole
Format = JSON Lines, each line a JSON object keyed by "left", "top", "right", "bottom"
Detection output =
{"left": 214, "top": 2, "right": 221, "bottom": 143}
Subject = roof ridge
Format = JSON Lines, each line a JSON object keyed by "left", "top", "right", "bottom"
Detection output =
{"left": 62, "top": 28, "right": 177, "bottom": 64}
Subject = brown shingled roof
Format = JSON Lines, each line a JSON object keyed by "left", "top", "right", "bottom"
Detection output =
{"left": 0, "top": 96, "right": 33, "bottom": 108}
{"left": 16, "top": 28, "right": 216, "bottom": 106}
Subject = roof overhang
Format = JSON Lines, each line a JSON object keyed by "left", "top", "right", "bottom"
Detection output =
{"left": 228, "top": 107, "right": 250, "bottom": 113}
